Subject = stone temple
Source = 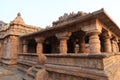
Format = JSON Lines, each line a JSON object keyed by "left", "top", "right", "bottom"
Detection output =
{"left": 0, "top": 9, "right": 120, "bottom": 80}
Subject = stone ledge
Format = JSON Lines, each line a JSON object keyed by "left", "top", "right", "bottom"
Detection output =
{"left": 2, "top": 57, "right": 17, "bottom": 60}
{"left": 18, "top": 53, "right": 37, "bottom": 56}
{"left": 45, "top": 64, "right": 108, "bottom": 80}
{"left": 45, "top": 53, "right": 114, "bottom": 58}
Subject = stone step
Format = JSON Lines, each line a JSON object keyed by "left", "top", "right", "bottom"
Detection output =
{"left": 23, "top": 75, "right": 34, "bottom": 80}
{"left": 18, "top": 67, "right": 27, "bottom": 72}
{"left": 27, "top": 72, "right": 36, "bottom": 78}
{"left": 19, "top": 60, "right": 36, "bottom": 65}
{"left": 18, "top": 61, "right": 34, "bottom": 67}
{"left": 18, "top": 66, "right": 40, "bottom": 79}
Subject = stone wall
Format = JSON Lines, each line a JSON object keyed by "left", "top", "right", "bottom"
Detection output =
{"left": 46, "top": 54, "right": 104, "bottom": 70}
{"left": 48, "top": 72, "right": 92, "bottom": 80}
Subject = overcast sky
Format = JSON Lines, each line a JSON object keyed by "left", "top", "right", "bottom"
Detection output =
{"left": 0, "top": 0, "right": 120, "bottom": 28}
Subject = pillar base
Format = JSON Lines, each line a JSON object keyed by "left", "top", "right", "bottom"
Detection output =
{"left": 1, "top": 57, "right": 18, "bottom": 69}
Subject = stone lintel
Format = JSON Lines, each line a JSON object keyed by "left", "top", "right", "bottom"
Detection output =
{"left": 81, "top": 19, "right": 102, "bottom": 33}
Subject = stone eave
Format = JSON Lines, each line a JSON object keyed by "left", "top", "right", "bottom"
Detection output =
{"left": 20, "top": 12, "right": 93, "bottom": 38}
{"left": 92, "top": 9, "right": 120, "bottom": 38}
{"left": 0, "top": 34, "right": 19, "bottom": 40}
{"left": 20, "top": 9, "right": 120, "bottom": 39}
{"left": 10, "top": 22, "right": 40, "bottom": 30}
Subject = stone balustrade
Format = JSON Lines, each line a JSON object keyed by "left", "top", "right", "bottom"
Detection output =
{"left": 45, "top": 53, "right": 112, "bottom": 70}
{"left": 18, "top": 52, "right": 120, "bottom": 80}
{"left": 18, "top": 53, "right": 38, "bottom": 62}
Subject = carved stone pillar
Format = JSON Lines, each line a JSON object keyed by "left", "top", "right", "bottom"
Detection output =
{"left": 56, "top": 32, "right": 71, "bottom": 54}
{"left": 112, "top": 38, "right": 119, "bottom": 53}
{"left": 35, "top": 37, "right": 46, "bottom": 65}
{"left": 0, "top": 41, "right": 2, "bottom": 61}
{"left": 35, "top": 37, "right": 45, "bottom": 54}
{"left": 104, "top": 36, "right": 112, "bottom": 52}
{"left": 115, "top": 41, "right": 119, "bottom": 52}
{"left": 118, "top": 41, "right": 120, "bottom": 52}
{"left": 23, "top": 40, "right": 28, "bottom": 53}
{"left": 88, "top": 31, "right": 101, "bottom": 53}
{"left": 79, "top": 36, "right": 86, "bottom": 53}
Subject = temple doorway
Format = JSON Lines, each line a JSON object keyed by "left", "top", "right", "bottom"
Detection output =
{"left": 28, "top": 39, "right": 37, "bottom": 53}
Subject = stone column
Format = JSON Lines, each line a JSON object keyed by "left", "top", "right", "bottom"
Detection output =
{"left": 60, "top": 38, "right": 68, "bottom": 54}
{"left": 79, "top": 36, "right": 86, "bottom": 53}
{"left": 0, "top": 42, "right": 2, "bottom": 61}
{"left": 35, "top": 37, "right": 46, "bottom": 65}
{"left": 23, "top": 40, "right": 28, "bottom": 53}
{"left": 115, "top": 41, "right": 119, "bottom": 53}
{"left": 56, "top": 32, "right": 71, "bottom": 54}
{"left": 118, "top": 41, "right": 120, "bottom": 52}
{"left": 103, "top": 36, "right": 112, "bottom": 52}
{"left": 35, "top": 37, "right": 45, "bottom": 54}
{"left": 88, "top": 31, "right": 101, "bottom": 53}
{"left": 112, "top": 38, "right": 119, "bottom": 53}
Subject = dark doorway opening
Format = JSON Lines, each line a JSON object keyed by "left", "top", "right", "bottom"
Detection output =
{"left": 28, "top": 39, "right": 37, "bottom": 53}
{"left": 43, "top": 41, "right": 52, "bottom": 54}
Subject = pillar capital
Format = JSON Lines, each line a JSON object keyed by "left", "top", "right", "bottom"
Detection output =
{"left": 102, "top": 31, "right": 112, "bottom": 39}
{"left": 56, "top": 31, "right": 71, "bottom": 54}
{"left": 35, "top": 37, "right": 45, "bottom": 43}
{"left": 56, "top": 31, "right": 71, "bottom": 40}
{"left": 87, "top": 30, "right": 101, "bottom": 36}
{"left": 0, "top": 40, "right": 4, "bottom": 44}
{"left": 22, "top": 40, "right": 28, "bottom": 45}
{"left": 112, "top": 36, "right": 118, "bottom": 42}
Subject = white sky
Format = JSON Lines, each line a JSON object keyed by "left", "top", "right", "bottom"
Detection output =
{"left": 0, "top": 0, "right": 120, "bottom": 28}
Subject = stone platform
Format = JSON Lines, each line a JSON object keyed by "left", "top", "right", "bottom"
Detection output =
{"left": 0, "top": 67, "right": 24, "bottom": 80}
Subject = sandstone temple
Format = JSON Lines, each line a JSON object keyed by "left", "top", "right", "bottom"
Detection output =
{"left": 0, "top": 9, "right": 120, "bottom": 80}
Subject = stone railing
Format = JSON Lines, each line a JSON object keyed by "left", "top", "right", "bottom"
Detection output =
{"left": 18, "top": 53, "right": 120, "bottom": 70}
{"left": 18, "top": 53, "right": 114, "bottom": 68}
{"left": 18, "top": 53, "right": 38, "bottom": 62}
{"left": 18, "top": 53, "right": 38, "bottom": 70}
{"left": 45, "top": 53, "right": 114, "bottom": 70}
{"left": 18, "top": 53, "right": 120, "bottom": 80}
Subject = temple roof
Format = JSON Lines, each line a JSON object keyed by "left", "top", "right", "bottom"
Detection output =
{"left": 0, "top": 20, "right": 7, "bottom": 28}
{"left": 11, "top": 12, "right": 25, "bottom": 24}
{"left": 20, "top": 9, "right": 120, "bottom": 38}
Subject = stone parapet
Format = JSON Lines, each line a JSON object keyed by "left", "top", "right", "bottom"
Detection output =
{"left": 45, "top": 53, "right": 111, "bottom": 70}
{"left": 45, "top": 64, "right": 108, "bottom": 80}
{"left": 18, "top": 53, "right": 120, "bottom": 80}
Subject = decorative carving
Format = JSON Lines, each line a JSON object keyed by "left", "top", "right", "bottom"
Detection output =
{"left": 17, "top": 12, "right": 21, "bottom": 16}
{"left": 35, "top": 69, "right": 48, "bottom": 80}
{"left": 37, "top": 53, "right": 47, "bottom": 65}
{"left": 53, "top": 11, "right": 87, "bottom": 26}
